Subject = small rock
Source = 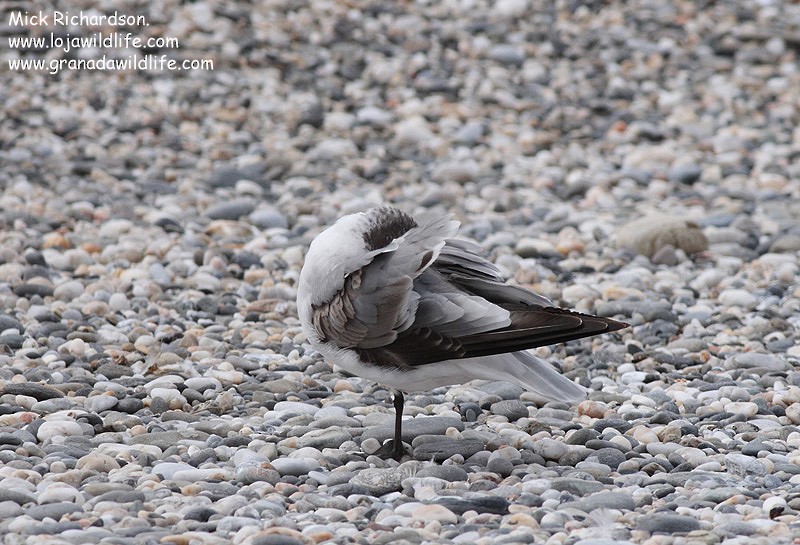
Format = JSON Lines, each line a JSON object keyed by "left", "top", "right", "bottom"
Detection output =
{"left": 490, "top": 400, "right": 528, "bottom": 421}
{"left": 617, "top": 215, "right": 708, "bottom": 258}
{"left": 413, "top": 438, "right": 484, "bottom": 462}
{"left": 2, "top": 383, "right": 64, "bottom": 401}
{"left": 409, "top": 504, "right": 458, "bottom": 524}
{"left": 36, "top": 420, "right": 85, "bottom": 441}
{"left": 205, "top": 198, "right": 256, "bottom": 220}
{"left": 249, "top": 208, "right": 289, "bottom": 229}
{"left": 725, "top": 453, "right": 767, "bottom": 477}
{"left": 270, "top": 457, "right": 320, "bottom": 477}
{"left": 668, "top": 164, "right": 702, "bottom": 184}
{"left": 637, "top": 514, "right": 700, "bottom": 534}
{"left": 532, "top": 438, "right": 569, "bottom": 461}
{"left": 361, "top": 416, "right": 464, "bottom": 444}
{"left": 717, "top": 289, "right": 758, "bottom": 309}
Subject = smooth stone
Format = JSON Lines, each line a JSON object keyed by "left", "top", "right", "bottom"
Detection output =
{"left": 53, "top": 280, "right": 84, "bottom": 301}
{"left": 532, "top": 438, "right": 569, "bottom": 461}
{"left": 566, "top": 428, "right": 601, "bottom": 445}
{"left": 249, "top": 208, "right": 289, "bottom": 229}
{"left": 589, "top": 448, "right": 626, "bottom": 469}
{"left": 488, "top": 45, "right": 525, "bottom": 65}
{"left": 270, "top": 457, "right": 320, "bottom": 477}
{"left": 413, "top": 438, "right": 484, "bottom": 462}
{"left": 2, "top": 383, "right": 64, "bottom": 400}
{"left": 0, "top": 314, "right": 24, "bottom": 332}
{"left": 249, "top": 535, "right": 304, "bottom": 545}
{"left": 700, "top": 487, "right": 740, "bottom": 504}
{"left": 435, "top": 496, "right": 510, "bottom": 515}
{"left": 454, "top": 121, "right": 484, "bottom": 145}
{"left": 551, "top": 478, "right": 605, "bottom": 496}
{"left": 291, "top": 429, "right": 350, "bottom": 450}
{"left": 108, "top": 292, "right": 131, "bottom": 311}
{"left": 668, "top": 164, "right": 702, "bottom": 184}
{"left": 593, "top": 419, "right": 632, "bottom": 433}
{"left": 90, "top": 490, "right": 145, "bottom": 504}
{"left": 153, "top": 462, "right": 194, "bottom": 480}
{"left": 490, "top": 400, "right": 528, "bottom": 421}
{"left": 351, "top": 467, "right": 408, "bottom": 496}
{"left": 486, "top": 457, "right": 514, "bottom": 477}
{"left": 76, "top": 452, "right": 121, "bottom": 472}
{"left": 116, "top": 397, "right": 144, "bottom": 413}
{"left": 205, "top": 198, "right": 256, "bottom": 220}
{"left": 637, "top": 514, "right": 700, "bottom": 534}
{"left": 13, "top": 283, "right": 54, "bottom": 298}
{"left": 236, "top": 464, "right": 280, "bottom": 485}
{"left": 415, "top": 465, "right": 469, "bottom": 482}
{"left": 36, "top": 420, "right": 85, "bottom": 441}
{"left": 562, "top": 491, "right": 636, "bottom": 512}
{"left": 725, "top": 401, "right": 758, "bottom": 417}
{"left": 273, "top": 401, "right": 320, "bottom": 416}
{"left": 716, "top": 522, "right": 756, "bottom": 537}
{"left": 361, "top": 417, "right": 465, "bottom": 443}
{"left": 25, "top": 502, "right": 82, "bottom": 521}
{"left": 617, "top": 215, "right": 708, "bottom": 257}
{"left": 0, "top": 501, "right": 23, "bottom": 518}
{"left": 725, "top": 453, "right": 767, "bottom": 477}
{"left": 0, "top": 334, "right": 23, "bottom": 350}
{"left": 84, "top": 395, "right": 119, "bottom": 413}
{"left": 770, "top": 234, "right": 800, "bottom": 253}
{"left": 0, "top": 489, "right": 36, "bottom": 505}
{"left": 408, "top": 503, "right": 458, "bottom": 524}
{"left": 130, "top": 430, "right": 209, "bottom": 449}
{"left": 718, "top": 289, "right": 758, "bottom": 309}
{"left": 727, "top": 353, "right": 788, "bottom": 372}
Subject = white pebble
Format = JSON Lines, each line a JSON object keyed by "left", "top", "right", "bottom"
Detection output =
{"left": 37, "top": 420, "right": 85, "bottom": 442}
{"left": 718, "top": 288, "right": 758, "bottom": 309}
{"left": 724, "top": 401, "right": 758, "bottom": 417}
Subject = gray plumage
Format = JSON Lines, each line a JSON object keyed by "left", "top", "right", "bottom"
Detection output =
{"left": 297, "top": 206, "right": 627, "bottom": 403}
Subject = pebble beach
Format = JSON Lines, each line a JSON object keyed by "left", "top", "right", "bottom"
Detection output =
{"left": 1, "top": 1, "right": 800, "bottom": 544}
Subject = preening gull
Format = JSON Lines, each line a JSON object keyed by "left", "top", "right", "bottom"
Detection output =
{"left": 297, "top": 206, "right": 627, "bottom": 459}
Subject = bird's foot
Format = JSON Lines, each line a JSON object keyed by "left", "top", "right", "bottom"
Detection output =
{"left": 374, "top": 438, "right": 412, "bottom": 461}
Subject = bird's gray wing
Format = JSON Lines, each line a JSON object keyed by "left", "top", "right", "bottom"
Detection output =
{"left": 357, "top": 239, "right": 627, "bottom": 368}
{"left": 434, "top": 238, "right": 555, "bottom": 307}
{"left": 310, "top": 213, "right": 467, "bottom": 350}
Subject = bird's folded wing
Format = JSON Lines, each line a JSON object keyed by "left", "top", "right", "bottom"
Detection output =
{"left": 359, "top": 302, "right": 625, "bottom": 368}
{"left": 312, "top": 230, "right": 626, "bottom": 369}
{"left": 310, "top": 213, "right": 460, "bottom": 350}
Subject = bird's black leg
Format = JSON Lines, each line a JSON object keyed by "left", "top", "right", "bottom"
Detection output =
{"left": 373, "top": 389, "right": 410, "bottom": 460}
{"left": 392, "top": 390, "right": 405, "bottom": 461}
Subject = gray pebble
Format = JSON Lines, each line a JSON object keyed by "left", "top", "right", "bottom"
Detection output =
{"left": 435, "top": 496, "right": 510, "bottom": 515}
{"left": 2, "top": 383, "right": 64, "bottom": 400}
{"left": 551, "top": 477, "right": 605, "bottom": 496}
{"left": 25, "top": 503, "right": 83, "bottom": 521}
{"left": 416, "top": 465, "right": 469, "bottom": 482}
{"left": 249, "top": 208, "right": 289, "bottom": 229}
{"left": 413, "top": 438, "right": 485, "bottom": 462}
{"left": 490, "top": 399, "right": 529, "bottom": 421}
{"left": 0, "top": 489, "right": 36, "bottom": 505}
{"left": 668, "top": 164, "right": 702, "bottom": 184}
{"left": 205, "top": 198, "right": 256, "bottom": 220}
{"left": 637, "top": 513, "right": 700, "bottom": 534}
{"left": 361, "top": 416, "right": 464, "bottom": 443}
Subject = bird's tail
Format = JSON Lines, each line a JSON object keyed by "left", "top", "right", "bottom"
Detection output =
{"left": 457, "top": 351, "right": 587, "bottom": 403}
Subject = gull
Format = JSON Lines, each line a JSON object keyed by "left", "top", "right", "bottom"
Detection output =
{"left": 297, "top": 206, "right": 627, "bottom": 460}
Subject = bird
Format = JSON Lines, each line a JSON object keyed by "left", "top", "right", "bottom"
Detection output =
{"left": 296, "top": 206, "right": 627, "bottom": 460}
